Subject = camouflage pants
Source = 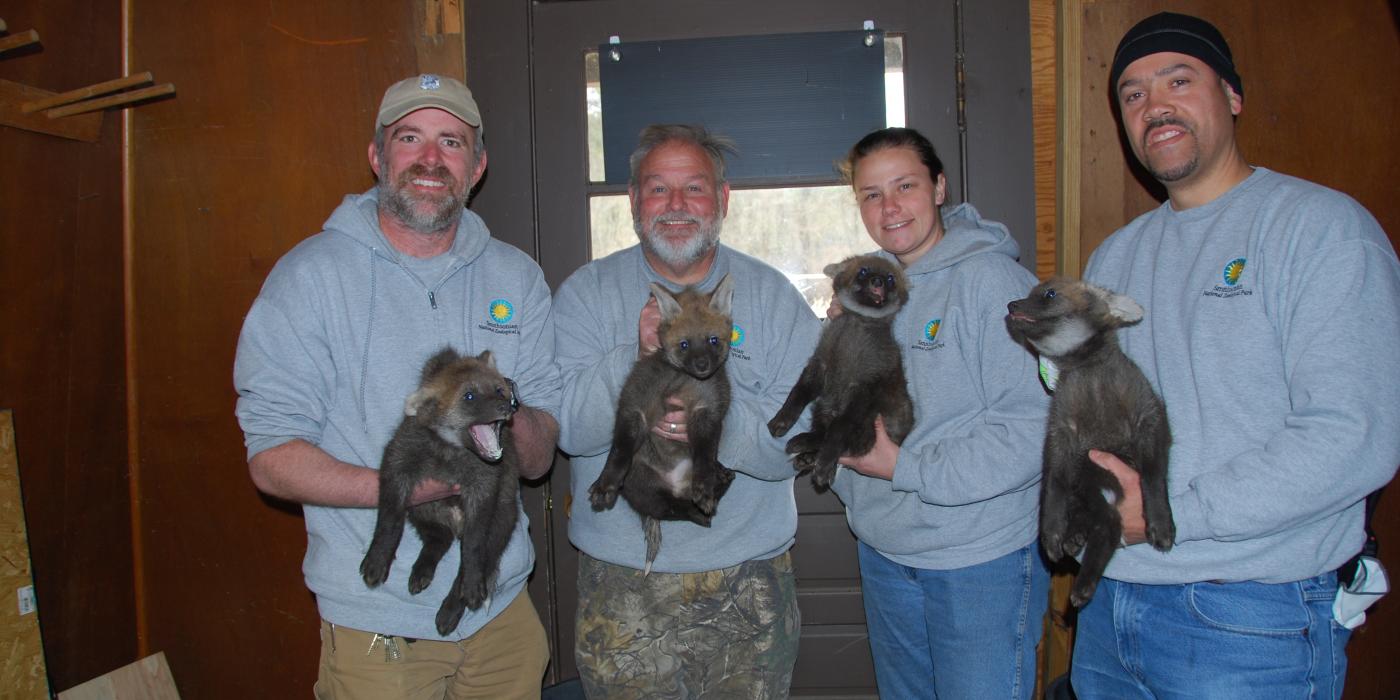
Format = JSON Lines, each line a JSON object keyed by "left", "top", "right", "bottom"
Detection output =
{"left": 575, "top": 551, "right": 800, "bottom": 699}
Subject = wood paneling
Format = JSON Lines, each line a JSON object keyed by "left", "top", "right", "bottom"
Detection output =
{"left": 1067, "top": 2, "right": 1400, "bottom": 697}
{"left": 0, "top": 1, "right": 135, "bottom": 692}
{"left": 126, "top": 1, "right": 438, "bottom": 695}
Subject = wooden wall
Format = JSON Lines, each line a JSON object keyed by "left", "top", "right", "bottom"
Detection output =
{"left": 123, "top": 1, "right": 463, "bottom": 695}
{"left": 0, "top": 1, "right": 136, "bottom": 691}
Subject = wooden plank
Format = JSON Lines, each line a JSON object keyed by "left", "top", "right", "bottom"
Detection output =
{"left": 0, "top": 410, "right": 49, "bottom": 699}
{"left": 22, "top": 72, "right": 153, "bottom": 113}
{"left": 1056, "top": 0, "right": 1084, "bottom": 277}
{"left": 57, "top": 652, "right": 179, "bottom": 700}
{"left": 0, "top": 79, "right": 102, "bottom": 142}
{"left": 414, "top": 0, "right": 466, "bottom": 81}
{"left": 1029, "top": 0, "right": 1058, "bottom": 280}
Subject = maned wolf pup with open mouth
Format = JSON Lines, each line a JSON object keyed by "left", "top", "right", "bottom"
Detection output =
{"left": 1005, "top": 277, "right": 1174, "bottom": 606}
{"left": 360, "top": 348, "right": 521, "bottom": 635}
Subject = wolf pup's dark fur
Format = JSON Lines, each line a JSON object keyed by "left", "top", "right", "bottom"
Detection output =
{"left": 589, "top": 274, "right": 737, "bottom": 574}
{"left": 1005, "top": 277, "right": 1174, "bottom": 606}
{"left": 360, "top": 348, "right": 521, "bottom": 635}
{"left": 768, "top": 255, "right": 914, "bottom": 490}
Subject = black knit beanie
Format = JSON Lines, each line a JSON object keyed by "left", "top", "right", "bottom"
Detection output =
{"left": 1109, "top": 12, "right": 1243, "bottom": 100}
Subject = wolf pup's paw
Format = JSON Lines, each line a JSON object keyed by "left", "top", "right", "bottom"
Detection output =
{"left": 360, "top": 552, "right": 391, "bottom": 588}
{"left": 767, "top": 412, "right": 797, "bottom": 438}
{"left": 435, "top": 598, "right": 466, "bottom": 636}
{"left": 1146, "top": 518, "right": 1176, "bottom": 552}
{"left": 408, "top": 561, "right": 437, "bottom": 595}
{"left": 784, "top": 431, "right": 821, "bottom": 457}
{"left": 1041, "top": 531, "right": 1066, "bottom": 561}
{"left": 809, "top": 463, "right": 837, "bottom": 492}
{"left": 714, "top": 466, "right": 737, "bottom": 497}
{"left": 1069, "top": 578, "right": 1100, "bottom": 608}
{"left": 588, "top": 479, "right": 620, "bottom": 511}
{"left": 692, "top": 479, "right": 719, "bottom": 516}
{"left": 463, "top": 576, "right": 491, "bottom": 612}
{"left": 1063, "top": 530, "right": 1088, "bottom": 558}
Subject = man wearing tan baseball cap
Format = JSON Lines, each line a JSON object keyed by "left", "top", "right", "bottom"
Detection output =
{"left": 235, "top": 73, "right": 562, "bottom": 699}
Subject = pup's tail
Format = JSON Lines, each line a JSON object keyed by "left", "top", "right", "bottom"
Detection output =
{"left": 643, "top": 516, "right": 661, "bottom": 576}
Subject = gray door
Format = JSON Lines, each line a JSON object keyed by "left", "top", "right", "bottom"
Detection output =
{"left": 468, "top": 1, "right": 1035, "bottom": 695}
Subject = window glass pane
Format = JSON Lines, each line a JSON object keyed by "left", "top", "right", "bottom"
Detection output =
{"left": 588, "top": 35, "right": 903, "bottom": 184}
{"left": 885, "top": 35, "right": 905, "bottom": 127}
{"left": 585, "top": 51, "right": 605, "bottom": 183}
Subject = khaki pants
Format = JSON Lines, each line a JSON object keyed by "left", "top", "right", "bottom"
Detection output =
{"left": 314, "top": 591, "right": 548, "bottom": 700}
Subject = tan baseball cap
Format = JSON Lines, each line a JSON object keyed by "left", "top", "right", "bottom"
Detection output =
{"left": 376, "top": 74, "right": 483, "bottom": 131}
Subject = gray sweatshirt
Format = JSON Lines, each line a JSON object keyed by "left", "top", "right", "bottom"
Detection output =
{"left": 1085, "top": 168, "right": 1400, "bottom": 584}
{"left": 234, "top": 189, "right": 562, "bottom": 640}
{"left": 831, "top": 203, "right": 1049, "bottom": 570}
{"left": 554, "top": 245, "right": 821, "bottom": 572}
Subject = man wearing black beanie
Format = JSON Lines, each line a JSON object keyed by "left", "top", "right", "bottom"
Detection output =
{"left": 1071, "top": 11, "right": 1400, "bottom": 700}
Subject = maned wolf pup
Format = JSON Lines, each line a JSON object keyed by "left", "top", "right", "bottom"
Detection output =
{"left": 589, "top": 274, "right": 737, "bottom": 574}
{"left": 1005, "top": 277, "right": 1174, "bottom": 606}
{"left": 360, "top": 348, "right": 521, "bottom": 635}
{"left": 767, "top": 255, "right": 914, "bottom": 490}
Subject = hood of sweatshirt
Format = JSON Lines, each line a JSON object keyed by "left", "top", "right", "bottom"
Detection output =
{"left": 891, "top": 202, "right": 1022, "bottom": 277}
{"left": 322, "top": 186, "right": 493, "bottom": 267}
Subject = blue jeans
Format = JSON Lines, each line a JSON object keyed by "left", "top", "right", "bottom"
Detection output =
{"left": 858, "top": 541, "right": 1049, "bottom": 699}
{"left": 1071, "top": 574, "right": 1350, "bottom": 699}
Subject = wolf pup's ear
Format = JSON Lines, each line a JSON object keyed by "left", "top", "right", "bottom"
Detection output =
{"left": 649, "top": 283, "right": 682, "bottom": 321}
{"left": 823, "top": 261, "right": 843, "bottom": 279}
{"left": 1088, "top": 284, "right": 1145, "bottom": 326}
{"left": 476, "top": 349, "right": 496, "bottom": 369}
{"left": 709, "top": 274, "right": 735, "bottom": 316}
{"left": 420, "top": 347, "right": 461, "bottom": 382}
{"left": 404, "top": 387, "right": 436, "bottom": 418}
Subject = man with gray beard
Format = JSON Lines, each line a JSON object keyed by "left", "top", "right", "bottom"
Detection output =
{"left": 235, "top": 74, "right": 561, "bottom": 698}
{"left": 553, "top": 124, "right": 821, "bottom": 698}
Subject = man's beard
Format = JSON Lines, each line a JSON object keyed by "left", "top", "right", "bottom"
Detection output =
{"left": 634, "top": 209, "right": 723, "bottom": 268}
{"left": 1141, "top": 117, "right": 1199, "bottom": 183}
{"left": 379, "top": 161, "right": 469, "bottom": 234}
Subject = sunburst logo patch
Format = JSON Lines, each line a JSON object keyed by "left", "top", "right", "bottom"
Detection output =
{"left": 730, "top": 324, "right": 745, "bottom": 347}
{"left": 1223, "top": 258, "right": 1246, "bottom": 286}
{"left": 488, "top": 298, "right": 514, "bottom": 324}
{"left": 924, "top": 319, "right": 941, "bottom": 342}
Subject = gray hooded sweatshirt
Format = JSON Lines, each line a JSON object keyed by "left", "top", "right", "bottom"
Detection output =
{"left": 1085, "top": 168, "right": 1400, "bottom": 584}
{"left": 831, "top": 203, "right": 1049, "bottom": 570}
{"left": 234, "top": 188, "right": 561, "bottom": 641}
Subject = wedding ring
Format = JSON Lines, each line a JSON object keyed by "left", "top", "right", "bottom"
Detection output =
{"left": 668, "top": 422, "right": 677, "bottom": 433}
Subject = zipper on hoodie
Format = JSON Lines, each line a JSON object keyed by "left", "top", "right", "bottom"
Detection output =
{"left": 428, "top": 291, "right": 438, "bottom": 309}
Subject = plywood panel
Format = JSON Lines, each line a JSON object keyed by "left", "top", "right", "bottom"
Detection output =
{"left": 0, "top": 412, "right": 49, "bottom": 699}
{"left": 57, "top": 652, "right": 178, "bottom": 700}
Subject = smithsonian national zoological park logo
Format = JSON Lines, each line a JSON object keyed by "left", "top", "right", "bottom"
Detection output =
{"left": 729, "top": 323, "right": 751, "bottom": 361}
{"left": 914, "top": 318, "right": 945, "bottom": 351}
{"left": 479, "top": 298, "right": 521, "bottom": 335}
{"left": 1203, "top": 257, "right": 1252, "bottom": 299}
